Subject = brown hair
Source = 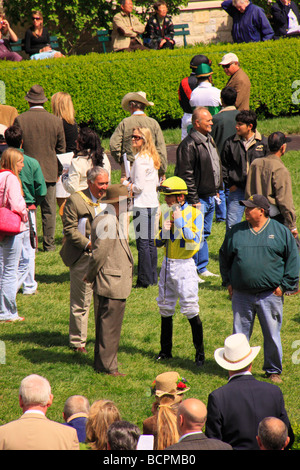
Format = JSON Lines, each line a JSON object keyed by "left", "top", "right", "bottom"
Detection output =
{"left": 86, "top": 399, "right": 121, "bottom": 450}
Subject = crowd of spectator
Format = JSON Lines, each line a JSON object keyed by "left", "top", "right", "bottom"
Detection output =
{"left": 0, "top": 0, "right": 299, "bottom": 453}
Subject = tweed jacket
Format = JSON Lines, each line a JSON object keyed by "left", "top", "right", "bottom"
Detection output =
{"left": 111, "top": 11, "right": 145, "bottom": 51}
{"left": 0, "top": 412, "right": 79, "bottom": 450}
{"left": 166, "top": 432, "right": 232, "bottom": 451}
{"left": 15, "top": 107, "right": 66, "bottom": 183}
{"left": 86, "top": 211, "right": 134, "bottom": 299}
{"left": 60, "top": 188, "right": 97, "bottom": 267}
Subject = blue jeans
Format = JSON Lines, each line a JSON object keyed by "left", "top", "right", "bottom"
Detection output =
{"left": 193, "top": 196, "right": 215, "bottom": 274}
{"left": 133, "top": 207, "right": 158, "bottom": 286}
{"left": 215, "top": 188, "right": 227, "bottom": 222}
{"left": 232, "top": 289, "right": 284, "bottom": 374}
{"left": 0, "top": 231, "right": 26, "bottom": 320}
{"left": 226, "top": 186, "right": 245, "bottom": 231}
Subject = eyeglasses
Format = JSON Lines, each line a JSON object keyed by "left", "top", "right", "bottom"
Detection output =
{"left": 131, "top": 135, "right": 143, "bottom": 140}
{"left": 32, "top": 17, "right": 41, "bottom": 21}
{"left": 222, "top": 63, "right": 233, "bottom": 69}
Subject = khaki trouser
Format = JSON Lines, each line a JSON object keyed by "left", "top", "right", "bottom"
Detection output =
{"left": 69, "top": 252, "right": 93, "bottom": 349}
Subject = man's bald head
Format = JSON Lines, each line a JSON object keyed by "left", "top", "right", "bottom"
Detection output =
{"left": 177, "top": 398, "right": 207, "bottom": 436}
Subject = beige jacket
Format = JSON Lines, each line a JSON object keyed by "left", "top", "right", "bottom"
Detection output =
{"left": 86, "top": 212, "right": 134, "bottom": 299}
{"left": 245, "top": 153, "right": 297, "bottom": 231}
{"left": 226, "top": 68, "right": 251, "bottom": 111}
{"left": 111, "top": 11, "right": 145, "bottom": 51}
{"left": 0, "top": 412, "right": 79, "bottom": 450}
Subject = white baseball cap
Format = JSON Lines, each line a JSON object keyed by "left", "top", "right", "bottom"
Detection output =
{"left": 219, "top": 53, "right": 239, "bottom": 65}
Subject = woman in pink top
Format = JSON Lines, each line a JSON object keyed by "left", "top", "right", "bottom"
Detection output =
{"left": 0, "top": 148, "right": 28, "bottom": 322}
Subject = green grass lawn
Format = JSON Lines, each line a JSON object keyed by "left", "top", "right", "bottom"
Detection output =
{"left": 0, "top": 149, "right": 299, "bottom": 448}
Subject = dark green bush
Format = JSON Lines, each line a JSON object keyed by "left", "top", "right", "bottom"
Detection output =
{"left": 1, "top": 37, "right": 300, "bottom": 136}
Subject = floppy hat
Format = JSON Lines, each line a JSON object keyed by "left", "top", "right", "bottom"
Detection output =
{"left": 152, "top": 371, "right": 190, "bottom": 397}
{"left": 214, "top": 333, "right": 261, "bottom": 371}
{"left": 101, "top": 184, "right": 130, "bottom": 204}
{"left": 195, "top": 63, "right": 213, "bottom": 78}
{"left": 121, "top": 91, "right": 154, "bottom": 112}
{"left": 25, "top": 84, "right": 48, "bottom": 103}
{"left": 239, "top": 194, "right": 270, "bottom": 211}
{"left": 219, "top": 53, "right": 239, "bottom": 65}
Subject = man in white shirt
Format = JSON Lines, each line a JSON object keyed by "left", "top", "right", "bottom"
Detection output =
{"left": 189, "top": 63, "right": 221, "bottom": 120}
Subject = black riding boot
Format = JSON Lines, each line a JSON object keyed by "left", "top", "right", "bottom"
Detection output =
{"left": 188, "top": 315, "right": 205, "bottom": 366}
{"left": 156, "top": 316, "right": 173, "bottom": 360}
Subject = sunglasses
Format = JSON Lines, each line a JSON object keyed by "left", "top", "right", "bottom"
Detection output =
{"left": 222, "top": 63, "right": 232, "bottom": 69}
{"left": 32, "top": 17, "right": 41, "bottom": 21}
{"left": 131, "top": 135, "right": 143, "bottom": 140}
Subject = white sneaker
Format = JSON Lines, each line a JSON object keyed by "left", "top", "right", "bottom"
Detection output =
{"left": 200, "top": 270, "right": 220, "bottom": 277}
{"left": 198, "top": 277, "right": 205, "bottom": 283}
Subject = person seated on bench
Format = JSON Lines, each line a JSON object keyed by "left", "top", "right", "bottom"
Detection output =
{"left": 144, "top": 1, "right": 175, "bottom": 49}
{"left": 24, "top": 10, "right": 64, "bottom": 60}
{"left": 0, "top": 13, "right": 22, "bottom": 62}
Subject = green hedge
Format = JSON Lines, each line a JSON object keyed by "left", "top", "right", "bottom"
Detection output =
{"left": 1, "top": 38, "right": 300, "bottom": 136}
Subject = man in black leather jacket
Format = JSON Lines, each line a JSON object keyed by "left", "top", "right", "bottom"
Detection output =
{"left": 175, "top": 106, "right": 223, "bottom": 279}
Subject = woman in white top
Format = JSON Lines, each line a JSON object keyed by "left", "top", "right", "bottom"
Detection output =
{"left": 62, "top": 127, "right": 111, "bottom": 195}
{"left": 122, "top": 127, "right": 160, "bottom": 288}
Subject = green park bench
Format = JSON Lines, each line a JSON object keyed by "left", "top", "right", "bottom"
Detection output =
{"left": 10, "top": 36, "right": 59, "bottom": 54}
{"left": 97, "top": 29, "right": 110, "bottom": 53}
{"left": 173, "top": 23, "right": 190, "bottom": 48}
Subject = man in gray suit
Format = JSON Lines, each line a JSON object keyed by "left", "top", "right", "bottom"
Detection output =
{"left": 85, "top": 184, "right": 134, "bottom": 376}
{"left": 15, "top": 84, "right": 66, "bottom": 251}
{"left": 60, "top": 167, "right": 109, "bottom": 354}
{"left": 166, "top": 398, "right": 232, "bottom": 450}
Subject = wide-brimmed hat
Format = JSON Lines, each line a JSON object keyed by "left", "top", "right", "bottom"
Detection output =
{"left": 152, "top": 371, "right": 190, "bottom": 397}
{"left": 239, "top": 194, "right": 270, "bottom": 212}
{"left": 121, "top": 91, "right": 154, "bottom": 112}
{"left": 101, "top": 184, "right": 131, "bottom": 204}
{"left": 219, "top": 53, "right": 239, "bottom": 65}
{"left": 214, "top": 333, "right": 261, "bottom": 371}
{"left": 25, "top": 84, "right": 48, "bottom": 104}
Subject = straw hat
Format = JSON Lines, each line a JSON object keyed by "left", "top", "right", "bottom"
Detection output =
{"left": 121, "top": 91, "right": 154, "bottom": 112}
{"left": 214, "top": 333, "right": 261, "bottom": 371}
{"left": 153, "top": 371, "right": 190, "bottom": 397}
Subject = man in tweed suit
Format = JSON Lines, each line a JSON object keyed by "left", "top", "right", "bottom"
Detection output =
{"left": 166, "top": 398, "right": 232, "bottom": 450}
{"left": 60, "top": 167, "right": 109, "bottom": 353}
{"left": 85, "top": 184, "right": 134, "bottom": 376}
{"left": 15, "top": 84, "right": 66, "bottom": 251}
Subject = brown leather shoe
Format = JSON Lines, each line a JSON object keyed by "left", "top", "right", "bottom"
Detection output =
{"left": 265, "top": 373, "right": 282, "bottom": 384}
{"left": 107, "top": 371, "right": 126, "bottom": 377}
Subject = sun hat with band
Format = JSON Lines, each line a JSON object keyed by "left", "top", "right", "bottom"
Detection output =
{"left": 101, "top": 184, "right": 131, "bottom": 204}
{"left": 214, "top": 333, "right": 261, "bottom": 371}
{"left": 121, "top": 91, "right": 154, "bottom": 113}
{"left": 150, "top": 371, "right": 190, "bottom": 398}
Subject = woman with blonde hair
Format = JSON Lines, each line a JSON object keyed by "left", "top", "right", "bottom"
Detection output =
{"left": 85, "top": 399, "right": 121, "bottom": 450}
{"left": 51, "top": 92, "right": 78, "bottom": 208}
{"left": 143, "top": 371, "right": 190, "bottom": 449}
{"left": 121, "top": 127, "right": 160, "bottom": 288}
{"left": 24, "top": 10, "right": 64, "bottom": 60}
{"left": 0, "top": 148, "right": 28, "bottom": 322}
